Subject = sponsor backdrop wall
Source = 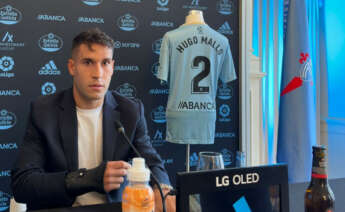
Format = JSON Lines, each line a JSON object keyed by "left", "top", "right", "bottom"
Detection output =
{"left": 0, "top": 0, "right": 239, "bottom": 210}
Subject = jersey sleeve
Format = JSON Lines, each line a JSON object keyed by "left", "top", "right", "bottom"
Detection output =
{"left": 157, "top": 34, "right": 170, "bottom": 82}
{"left": 220, "top": 43, "right": 237, "bottom": 83}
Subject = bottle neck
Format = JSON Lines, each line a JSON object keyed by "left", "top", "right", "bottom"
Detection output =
{"left": 311, "top": 166, "right": 328, "bottom": 185}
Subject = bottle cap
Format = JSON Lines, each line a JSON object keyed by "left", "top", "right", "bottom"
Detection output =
{"left": 128, "top": 157, "right": 150, "bottom": 182}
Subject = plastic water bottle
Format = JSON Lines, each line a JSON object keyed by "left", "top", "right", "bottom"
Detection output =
{"left": 122, "top": 158, "right": 154, "bottom": 212}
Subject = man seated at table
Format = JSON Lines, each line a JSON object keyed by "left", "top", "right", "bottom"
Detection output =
{"left": 11, "top": 28, "right": 175, "bottom": 212}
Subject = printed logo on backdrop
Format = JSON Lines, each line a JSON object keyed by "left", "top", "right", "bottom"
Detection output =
{"left": 115, "top": 83, "right": 137, "bottom": 98}
{"left": 215, "top": 132, "right": 236, "bottom": 138}
{"left": 217, "top": 0, "right": 233, "bottom": 15}
{"left": 115, "top": 0, "right": 141, "bottom": 3}
{"left": 0, "top": 56, "right": 15, "bottom": 78}
{"left": 182, "top": 0, "right": 207, "bottom": 11}
{"left": 156, "top": 0, "right": 170, "bottom": 12}
{"left": 217, "top": 82, "right": 232, "bottom": 100}
{"left": 0, "top": 5, "right": 22, "bottom": 25}
{"left": 221, "top": 148, "right": 232, "bottom": 166}
{"left": 149, "top": 62, "right": 169, "bottom": 95}
{"left": 219, "top": 104, "right": 231, "bottom": 122}
{"left": 217, "top": 21, "right": 233, "bottom": 35}
{"left": 82, "top": 0, "right": 103, "bottom": 6}
{"left": 78, "top": 17, "right": 104, "bottom": 24}
{"left": 0, "top": 142, "right": 17, "bottom": 150}
{"left": 151, "top": 21, "right": 174, "bottom": 28}
{"left": 0, "top": 109, "right": 16, "bottom": 130}
{"left": 39, "top": 33, "right": 63, "bottom": 52}
{"left": 189, "top": 152, "right": 199, "bottom": 167}
{"left": 0, "top": 32, "right": 25, "bottom": 51}
{"left": 0, "top": 170, "right": 10, "bottom": 177}
{"left": 37, "top": 14, "right": 66, "bottom": 22}
{"left": 114, "top": 65, "right": 139, "bottom": 72}
{"left": 41, "top": 82, "right": 56, "bottom": 95}
{"left": 114, "top": 41, "right": 140, "bottom": 49}
{"left": 152, "top": 39, "right": 162, "bottom": 55}
{"left": 117, "top": 14, "right": 138, "bottom": 31}
{"left": 0, "top": 89, "right": 21, "bottom": 96}
{"left": 151, "top": 106, "right": 166, "bottom": 123}
{"left": 152, "top": 129, "right": 166, "bottom": 147}
{"left": 0, "top": 191, "right": 10, "bottom": 211}
{"left": 38, "top": 60, "right": 61, "bottom": 75}
{"left": 162, "top": 158, "right": 174, "bottom": 165}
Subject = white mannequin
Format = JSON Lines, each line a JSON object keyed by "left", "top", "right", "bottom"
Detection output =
{"left": 184, "top": 10, "right": 206, "bottom": 25}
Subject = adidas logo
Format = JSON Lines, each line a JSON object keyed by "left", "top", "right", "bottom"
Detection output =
{"left": 218, "top": 21, "right": 233, "bottom": 35}
{"left": 38, "top": 60, "right": 61, "bottom": 75}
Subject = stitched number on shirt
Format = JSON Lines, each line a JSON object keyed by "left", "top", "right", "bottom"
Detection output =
{"left": 191, "top": 56, "right": 210, "bottom": 94}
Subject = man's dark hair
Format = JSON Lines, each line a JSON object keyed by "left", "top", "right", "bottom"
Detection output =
{"left": 71, "top": 28, "right": 114, "bottom": 56}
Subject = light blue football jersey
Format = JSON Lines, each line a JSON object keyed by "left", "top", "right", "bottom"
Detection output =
{"left": 157, "top": 24, "right": 236, "bottom": 144}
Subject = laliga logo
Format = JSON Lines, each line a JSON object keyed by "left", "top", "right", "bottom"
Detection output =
{"left": 82, "top": 0, "right": 103, "bottom": 6}
{"left": 151, "top": 106, "right": 166, "bottom": 123}
{"left": 41, "top": 82, "right": 56, "bottom": 95}
{"left": 117, "top": 13, "right": 138, "bottom": 31}
{"left": 152, "top": 38, "right": 162, "bottom": 55}
{"left": 0, "top": 109, "right": 16, "bottom": 130}
{"left": 38, "top": 33, "right": 63, "bottom": 52}
{"left": 219, "top": 104, "right": 230, "bottom": 117}
{"left": 0, "top": 56, "right": 14, "bottom": 72}
{"left": 0, "top": 5, "right": 22, "bottom": 25}
{"left": 0, "top": 191, "right": 11, "bottom": 211}
{"left": 281, "top": 52, "right": 313, "bottom": 96}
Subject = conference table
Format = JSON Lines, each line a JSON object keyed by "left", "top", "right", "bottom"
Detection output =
{"left": 28, "top": 177, "right": 345, "bottom": 212}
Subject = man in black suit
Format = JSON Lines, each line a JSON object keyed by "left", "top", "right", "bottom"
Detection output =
{"left": 11, "top": 28, "right": 175, "bottom": 211}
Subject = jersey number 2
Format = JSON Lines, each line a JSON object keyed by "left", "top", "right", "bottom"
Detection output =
{"left": 191, "top": 56, "right": 210, "bottom": 94}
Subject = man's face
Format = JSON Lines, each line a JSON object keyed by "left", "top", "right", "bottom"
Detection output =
{"left": 68, "top": 43, "right": 114, "bottom": 108}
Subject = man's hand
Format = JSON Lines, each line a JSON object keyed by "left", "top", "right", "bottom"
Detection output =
{"left": 153, "top": 187, "right": 176, "bottom": 212}
{"left": 103, "top": 161, "right": 131, "bottom": 192}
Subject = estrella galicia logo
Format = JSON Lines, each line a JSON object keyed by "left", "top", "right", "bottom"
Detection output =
{"left": 219, "top": 104, "right": 231, "bottom": 122}
{"left": 38, "top": 60, "right": 61, "bottom": 75}
{"left": 0, "top": 5, "right": 22, "bottom": 25}
{"left": 115, "top": 83, "right": 137, "bottom": 98}
{"left": 151, "top": 106, "right": 166, "bottom": 123}
{"left": 0, "top": 32, "right": 25, "bottom": 51}
{"left": 221, "top": 148, "right": 232, "bottom": 166}
{"left": 189, "top": 152, "right": 198, "bottom": 167}
{"left": 217, "top": 0, "right": 233, "bottom": 15}
{"left": 82, "top": 0, "right": 103, "bottom": 6}
{"left": 217, "top": 82, "right": 232, "bottom": 100}
{"left": 0, "top": 191, "right": 11, "bottom": 211}
{"left": 117, "top": 13, "right": 138, "bottom": 31}
{"left": 218, "top": 21, "right": 233, "bottom": 35}
{"left": 38, "top": 33, "right": 63, "bottom": 52}
{"left": 0, "top": 56, "right": 14, "bottom": 72}
{"left": 0, "top": 109, "right": 16, "bottom": 130}
{"left": 151, "top": 62, "right": 159, "bottom": 77}
{"left": 152, "top": 38, "right": 162, "bottom": 55}
{"left": 157, "top": 0, "right": 169, "bottom": 12}
{"left": 41, "top": 82, "right": 56, "bottom": 95}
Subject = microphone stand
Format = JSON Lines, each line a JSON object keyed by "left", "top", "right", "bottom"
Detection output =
{"left": 116, "top": 121, "right": 167, "bottom": 212}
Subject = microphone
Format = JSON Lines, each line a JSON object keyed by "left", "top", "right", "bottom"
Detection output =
{"left": 115, "top": 120, "right": 167, "bottom": 212}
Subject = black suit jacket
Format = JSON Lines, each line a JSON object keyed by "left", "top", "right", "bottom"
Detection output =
{"left": 11, "top": 88, "right": 170, "bottom": 210}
